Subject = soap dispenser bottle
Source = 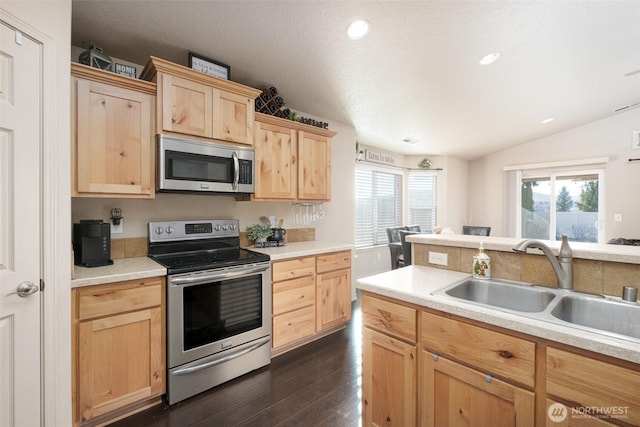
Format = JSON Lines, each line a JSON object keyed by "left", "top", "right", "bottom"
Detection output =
{"left": 473, "top": 242, "right": 491, "bottom": 279}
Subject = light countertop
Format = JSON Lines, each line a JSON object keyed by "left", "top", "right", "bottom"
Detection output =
{"left": 72, "top": 257, "right": 166, "bottom": 288}
{"left": 407, "top": 234, "right": 640, "bottom": 264}
{"left": 251, "top": 241, "right": 353, "bottom": 260}
{"left": 357, "top": 265, "right": 640, "bottom": 364}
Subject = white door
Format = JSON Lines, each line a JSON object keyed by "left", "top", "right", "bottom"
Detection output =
{"left": 0, "top": 21, "right": 42, "bottom": 427}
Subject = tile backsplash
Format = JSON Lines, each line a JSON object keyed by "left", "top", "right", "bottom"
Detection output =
{"left": 414, "top": 243, "right": 640, "bottom": 298}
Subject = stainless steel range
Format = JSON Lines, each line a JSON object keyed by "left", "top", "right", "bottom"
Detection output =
{"left": 148, "top": 219, "right": 271, "bottom": 405}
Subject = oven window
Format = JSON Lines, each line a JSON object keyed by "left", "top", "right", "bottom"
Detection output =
{"left": 183, "top": 276, "right": 262, "bottom": 351}
{"left": 166, "top": 150, "right": 233, "bottom": 183}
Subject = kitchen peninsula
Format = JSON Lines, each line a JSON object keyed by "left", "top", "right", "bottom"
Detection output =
{"left": 357, "top": 235, "right": 640, "bottom": 426}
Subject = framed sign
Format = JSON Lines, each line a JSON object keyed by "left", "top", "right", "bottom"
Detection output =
{"left": 188, "top": 52, "right": 230, "bottom": 80}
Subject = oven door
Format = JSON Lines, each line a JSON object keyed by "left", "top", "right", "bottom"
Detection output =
{"left": 157, "top": 134, "right": 254, "bottom": 193}
{"left": 167, "top": 262, "right": 271, "bottom": 369}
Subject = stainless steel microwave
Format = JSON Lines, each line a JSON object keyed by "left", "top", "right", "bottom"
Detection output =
{"left": 157, "top": 134, "right": 255, "bottom": 194}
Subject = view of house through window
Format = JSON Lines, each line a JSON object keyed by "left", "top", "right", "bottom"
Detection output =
{"left": 521, "top": 170, "right": 603, "bottom": 243}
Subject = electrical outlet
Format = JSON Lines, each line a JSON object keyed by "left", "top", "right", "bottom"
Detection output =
{"left": 111, "top": 219, "right": 123, "bottom": 234}
{"left": 428, "top": 251, "right": 448, "bottom": 266}
{"left": 614, "top": 213, "right": 623, "bottom": 223}
{"left": 633, "top": 131, "right": 640, "bottom": 150}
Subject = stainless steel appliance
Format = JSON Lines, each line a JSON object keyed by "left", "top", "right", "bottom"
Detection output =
{"left": 72, "top": 219, "right": 113, "bottom": 267}
{"left": 157, "top": 134, "right": 255, "bottom": 194}
{"left": 148, "top": 219, "right": 271, "bottom": 405}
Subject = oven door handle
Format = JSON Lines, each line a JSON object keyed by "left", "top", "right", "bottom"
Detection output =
{"left": 232, "top": 151, "right": 239, "bottom": 190}
{"left": 172, "top": 336, "right": 271, "bottom": 376}
{"left": 170, "top": 264, "right": 270, "bottom": 286}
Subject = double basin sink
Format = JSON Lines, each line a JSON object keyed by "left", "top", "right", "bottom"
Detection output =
{"left": 434, "top": 278, "right": 640, "bottom": 342}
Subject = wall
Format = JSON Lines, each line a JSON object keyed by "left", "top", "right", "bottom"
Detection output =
{"left": 468, "top": 108, "right": 640, "bottom": 239}
{"left": 72, "top": 113, "right": 356, "bottom": 244}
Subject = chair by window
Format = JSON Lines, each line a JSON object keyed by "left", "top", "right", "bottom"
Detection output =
{"left": 386, "top": 226, "right": 405, "bottom": 269}
{"left": 462, "top": 226, "right": 491, "bottom": 236}
{"left": 399, "top": 230, "right": 420, "bottom": 266}
{"left": 405, "top": 225, "right": 421, "bottom": 232}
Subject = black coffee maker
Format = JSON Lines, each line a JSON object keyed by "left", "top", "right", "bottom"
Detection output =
{"left": 267, "top": 228, "right": 287, "bottom": 247}
{"left": 73, "top": 219, "right": 113, "bottom": 267}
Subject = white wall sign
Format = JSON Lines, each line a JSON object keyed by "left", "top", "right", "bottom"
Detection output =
{"left": 365, "top": 148, "right": 396, "bottom": 165}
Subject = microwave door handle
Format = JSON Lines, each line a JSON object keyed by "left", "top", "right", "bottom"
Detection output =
{"left": 232, "top": 151, "right": 239, "bottom": 190}
{"left": 170, "top": 264, "right": 269, "bottom": 286}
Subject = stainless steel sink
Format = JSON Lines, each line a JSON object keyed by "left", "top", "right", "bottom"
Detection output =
{"left": 442, "top": 278, "right": 557, "bottom": 313}
{"left": 551, "top": 295, "right": 640, "bottom": 339}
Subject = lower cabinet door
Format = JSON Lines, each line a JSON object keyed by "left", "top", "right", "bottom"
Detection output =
{"left": 362, "top": 328, "right": 416, "bottom": 427}
{"left": 78, "top": 307, "right": 163, "bottom": 423}
{"left": 420, "top": 350, "right": 534, "bottom": 427}
{"left": 316, "top": 267, "right": 351, "bottom": 331}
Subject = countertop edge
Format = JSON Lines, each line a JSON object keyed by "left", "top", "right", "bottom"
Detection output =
{"left": 250, "top": 241, "right": 353, "bottom": 260}
{"left": 72, "top": 257, "right": 167, "bottom": 288}
{"left": 356, "top": 266, "right": 640, "bottom": 365}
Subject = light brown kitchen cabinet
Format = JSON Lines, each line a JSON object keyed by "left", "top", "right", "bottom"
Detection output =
{"left": 252, "top": 113, "right": 336, "bottom": 201}
{"left": 421, "top": 351, "right": 535, "bottom": 427}
{"left": 271, "top": 250, "right": 352, "bottom": 356}
{"left": 71, "top": 63, "right": 156, "bottom": 198}
{"left": 419, "top": 310, "right": 536, "bottom": 426}
{"left": 546, "top": 346, "right": 640, "bottom": 426}
{"left": 141, "top": 56, "right": 260, "bottom": 145}
{"left": 361, "top": 293, "right": 417, "bottom": 427}
{"left": 297, "top": 129, "right": 331, "bottom": 200}
{"left": 71, "top": 277, "right": 165, "bottom": 426}
{"left": 271, "top": 256, "right": 316, "bottom": 350}
{"left": 316, "top": 251, "right": 351, "bottom": 331}
{"left": 253, "top": 118, "right": 297, "bottom": 199}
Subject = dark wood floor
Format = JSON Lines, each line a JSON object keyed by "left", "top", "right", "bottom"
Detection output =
{"left": 110, "top": 301, "right": 362, "bottom": 427}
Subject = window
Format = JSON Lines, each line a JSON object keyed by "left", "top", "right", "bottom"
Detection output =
{"left": 520, "top": 169, "right": 603, "bottom": 243}
{"left": 355, "top": 166, "right": 402, "bottom": 247}
{"left": 407, "top": 171, "right": 437, "bottom": 232}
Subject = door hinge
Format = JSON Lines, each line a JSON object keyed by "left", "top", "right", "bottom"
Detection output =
{"left": 40, "top": 278, "right": 45, "bottom": 292}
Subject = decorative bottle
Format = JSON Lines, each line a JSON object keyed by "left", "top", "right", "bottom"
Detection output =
{"left": 473, "top": 242, "right": 491, "bottom": 279}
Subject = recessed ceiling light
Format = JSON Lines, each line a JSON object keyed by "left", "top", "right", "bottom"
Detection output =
{"left": 347, "top": 19, "right": 369, "bottom": 40}
{"left": 479, "top": 52, "right": 501, "bottom": 65}
{"left": 541, "top": 118, "right": 555, "bottom": 124}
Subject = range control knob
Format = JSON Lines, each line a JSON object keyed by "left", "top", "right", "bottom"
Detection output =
{"left": 214, "top": 224, "right": 221, "bottom": 231}
{"left": 165, "top": 226, "right": 174, "bottom": 234}
{"left": 222, "top": 224, "right": 228, "bottom": 230}
{"left": 155, "top": 227, "right": 164, "bottom": 235}
{"left": 229, "top": 224, "right": 236, "bottom": 230}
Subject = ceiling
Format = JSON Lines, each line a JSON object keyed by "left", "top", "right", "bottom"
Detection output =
{"left": 71, "top": 1, "right": 640, "bottom": 160}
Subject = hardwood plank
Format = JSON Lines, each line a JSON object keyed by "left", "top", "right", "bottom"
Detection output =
{"left": 108, "top": 300, "right": 361, "bottom": 427}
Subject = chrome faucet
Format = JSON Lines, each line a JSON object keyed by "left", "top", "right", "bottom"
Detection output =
{"left": 513, "top": 234, "right": 573, "bottom": 290}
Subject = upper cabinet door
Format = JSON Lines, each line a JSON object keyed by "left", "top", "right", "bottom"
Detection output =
{"left": 297, "top": 130, "right": 331, "bottom": 201}
{"left": 73, "top": 73, "right": 155, "bottom": 198}
{"left": 217, "top": 91, "right": 255, "bottom": 145}
{"left": 254, "top": 120, "right": 297, "bottom": 199}
{"left": 160, "top": 73, "right": 213, "bottom": 138}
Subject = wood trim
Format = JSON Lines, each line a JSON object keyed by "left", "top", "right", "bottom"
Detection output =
{"left": 71, "top": 63, "right": 156, "bottom": 95}
{"left": 140, "top": 56, "right": 261, "bottom": 99}
{"left": 255, "top": 112, "right": 337, "bottom": 137}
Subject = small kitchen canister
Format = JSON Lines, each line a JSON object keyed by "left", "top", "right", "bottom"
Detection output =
{"left": 473, "top": 242, "right": 491, "bottom": 279}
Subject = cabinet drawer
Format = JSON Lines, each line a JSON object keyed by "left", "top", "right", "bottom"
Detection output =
{"left": 316, "top": 250, "right": 351, "bottom": 274}
{"left": 272, "top": 306, "right": 316, "bottom": 348}
{"left": 77, "top": 278, "right": 163, "bottom": 321}
{"left": 421, "top": 311, "right": 535, "bottom": 388}
{"left": 362, "top": 294, "right": 417, "bottom": 343}
{"left": 546, "top": 347, "right": 640, "bottom": 425}
{"left": 272, "top": 256, "right": 315, "bottom": 282}
{"left": 273, "top": 275, "right": 315, "bottom": 315}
